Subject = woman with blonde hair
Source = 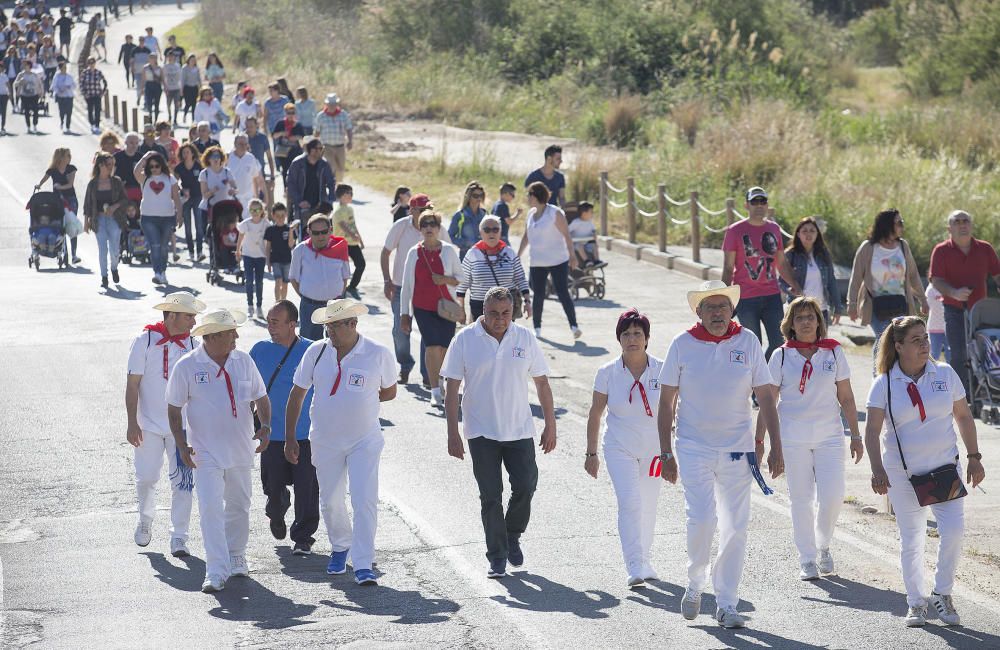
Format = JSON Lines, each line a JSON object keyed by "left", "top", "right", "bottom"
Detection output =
{"left": 865, "top": 316, "right": 985, "bottom": 627}
{"left": 447, "top": 181, "right": 487, "bottom": 259}
{"left": 35, "top": 147, "right": 80, "bottom": 263}
{"left": 757, "top": 297, "right": 862, "bottom": 581}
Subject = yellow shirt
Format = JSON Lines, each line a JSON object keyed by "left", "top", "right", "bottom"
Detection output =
{"left": 333, "top": 204, "right": 361, "bottom": 246}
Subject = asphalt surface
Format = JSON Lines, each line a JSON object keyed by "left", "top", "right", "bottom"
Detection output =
{"left": 2, "top": 4, "right": 1000, "bottom": 649}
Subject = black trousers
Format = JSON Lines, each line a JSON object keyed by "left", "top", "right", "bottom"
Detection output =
{"left": 470, "top": 299, "right": 484, "bottom": 320}
{"left": 86, "top": 96, "right": 102, "bottom": 127}
{"left": 468, "top": 437, "right": 538, "bottom": 562}
{"left": 347, "top": 244, "right": 366, "bottom": 291}
{"left": 530, "top": 261, "right": 577, "bottom": 329}
{"left": 56, "top": 96, "right": 73, "bottom": 129}
{"left": 260, "top": 439, "right": 320, "bottom": 545}
{"left": 182, "top": 85, "right": 198, "bottom": 118}
{"left": 21, "top": 95, "right": 39, "bottom": 127}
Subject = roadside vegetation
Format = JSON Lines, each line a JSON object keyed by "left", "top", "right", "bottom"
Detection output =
{"left": 173, "top": 0, "right": 1000, "bottom": 267}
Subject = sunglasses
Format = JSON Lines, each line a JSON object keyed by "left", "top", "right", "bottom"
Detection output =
{"left": 250, "top": 207, "right": 264, "bottom": 213}
{"left": 470, "top": 192, "right": 485, "bottom": 199}
{"left": 420, "top": 222, "right": 440, "bottom": 229}
{"left": 148, "top": 163, "right": 161, "bottom": 169}
{"left": 481, "top": 226, "right": 500, "bottom": 233}
{"left": 208, "top": 156, "right": 222, "bottom": 161}
{"left": 310, "top": 229, "right": 330, "bottom": 236}
{"left": 749, "top": 197, "right": 768, "bottom": 205}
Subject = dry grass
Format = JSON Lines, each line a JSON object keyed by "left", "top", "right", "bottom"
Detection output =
{"left": 603, "top": 95, "right": 644, "bottom": 147}
{"left": 671, "top": 99, "right": 709, "bottom": 147}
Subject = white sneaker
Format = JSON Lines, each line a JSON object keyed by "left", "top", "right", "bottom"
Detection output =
{"left": 255, "top": 306, "right": 264, "bottom": 319}
{"left": 681, "top": 589, "right": 702, "bottom": 620}
{"left": 818, "top": 549, "right": 834, "bottom": 574}
{"left": 201, "top": 574, "right": 226, "bottom": 593}
{"left": 905, "top": 604, "right": 928, "bottom": 627}
{"left": 640, "top": 564, "right": 659, "bottom": 581}
{"left": 170, "top": 538, "right": 190, "bottom": 558}
{"left": 627, "top": 575, "right": 645, "bottom": 588}
{"left": 161, "top": 272, "right": 168, "bottom": 285}
{"left": 134, "top": 521, "right": 152, "bottom": 547}
{"left": 716, "top": 605, "right": 747, "bottom": 628}
{"left": 534, "top": 327, "right": 542, "bottom": 337}
{"left": 799, "top": 561, "right": 820, "bottom": 581}
{"left": 572, "top": 326, "right": 582, "bottom": 339}
{"left": 929, "top": 593, "right": 961, "bottom": 626}
{"left": 230, "top": 555, "right": 249, "bottom": 577}
{"left": 431, "top": 387, "right": 443, "bottom": 407}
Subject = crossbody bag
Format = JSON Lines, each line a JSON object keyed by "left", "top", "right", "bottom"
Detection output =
{"left": 886, "top": 377, "right": 967, "bottom": 506}
{"left": 484, "top": 251, "right": 524, "bottom": 319}
{"left": 419, "top": 245, "right": 464, "bottom": 323}
{"left": 253, "top": 338, "right": 298, "bottom": 430}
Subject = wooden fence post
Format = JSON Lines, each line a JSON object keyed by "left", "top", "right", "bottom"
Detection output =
{"left": 626, "top": 177, "right": 636, "bottom": 244}
{"left": 657, "top": 184, "right": 667, "bottom": 253}
{"left": 725, "top": 198, "right": 736, "bottom": 227}
{"left": 690, "top": 191, "right": 701, "bottom": 263}
{"left": 112, "top": 95, "right": 119, "bottom": 126}
{"left": 599, "top": 171, "right": 608, "bottom": 237}
{"left": 103, "top": 91, "right": 109, "bottom": 119}
{"left": 121, "top": 99, "right": 128, "bottom": 131}
{"left": 131, "top": 107, "right": 138, "bottom": 129}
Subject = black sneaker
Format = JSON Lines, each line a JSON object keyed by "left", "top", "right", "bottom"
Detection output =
{"left": 346, "top": 287, "right": 361, "bottom": 300}
{"left": 101, "top": 275, "right": 109, "bottom": 288}
{"left": 111, "top": 269, "right": 120, "bottom": 283}
{"left": 292, "top": 542, "right": 312, "bottom": 556}
{"left": 487, "top": 558, "right": 507, "bottom": 579}
{"left": 399, "top": 369, "right": 410, "bottom": 385}
{"left": 270, "top": 518, "right": 287, "bottom": 540}
{"left": 508, "top": 538, "right": 524, "bottom": 567}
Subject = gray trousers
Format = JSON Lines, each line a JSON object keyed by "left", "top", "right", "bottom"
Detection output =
{"left": 468, "top": 437, "right": 538, "bottom": 563}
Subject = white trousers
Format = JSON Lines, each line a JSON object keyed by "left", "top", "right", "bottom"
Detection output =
{"left": 194, "top": 465, "right": 252, "bottom": 579}
{"left": 134, "top": 430, "right": 193, "bottom": 539}
{"left": 604, "top": 441, "right": 661, "bottom": 576}
{"left": 886, "top": 463, "right": 965, "bottom": 606}
{"left": 312, "top": 434, "right": 384, "bottom": 571}
{"left": 677, "top": 439, "right": 751, "bottom": 609}
{"left": 783, "top": 438, "right": 845, "bottom": 564}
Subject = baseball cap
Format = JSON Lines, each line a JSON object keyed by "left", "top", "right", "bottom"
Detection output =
{"left": 746, "top": 186, "right": 768, "bottom": 202}
{"left": 409, "top": 193, "right": 432, "bottom": 210}
{"left": 242, "top": 86, "right": 255, "bottom": 97}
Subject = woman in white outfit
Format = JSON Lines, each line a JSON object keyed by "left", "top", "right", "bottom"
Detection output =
{"left": 585, "top": 308, "right": 663, "bottom": 587}
{"left": 866, "top": 316, "right": 985, "bottom": 627}
{"left": 758, "top": 297, "right": 863, "bottom": 581}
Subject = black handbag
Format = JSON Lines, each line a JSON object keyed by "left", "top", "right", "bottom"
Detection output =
{"left": 253, "top": 338, "right": 298, "bottom": 430}
{"left": 870, "top": 293, "right": 908, "bottom": 321}
{"left": 886, "top": 377, "right": 967, "bottom": 506}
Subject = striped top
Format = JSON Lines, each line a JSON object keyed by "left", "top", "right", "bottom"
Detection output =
{"left": 457, "top": 245, "right": 530, "bottom": 301}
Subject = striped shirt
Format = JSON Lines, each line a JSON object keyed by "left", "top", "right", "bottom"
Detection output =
{"left": 457, "top": 245, "right": 530, "bottom": 302}
{"left": 314, "top": 109, "right": 353, "bottom": 145}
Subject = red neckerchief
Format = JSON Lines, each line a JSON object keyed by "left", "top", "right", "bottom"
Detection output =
{"left": 784, "top": 339, "right": 840, "bottom": 394}
{"left": 216, "top": 364, "right": 238, "bottom": 418}
{"left": 144, "top": 322, "right": 189, "bottom": 379}
{"left": 280, "top": 116, "right": 296, "bottom": 133}
{"left": 648, "top": 456, "right": 662, "bottom": 477}
{"left": 624, "top": 358, "right": 653, "bottom": 417}
{"left": 473, "top": 239, "right": 506, "bottom": 254}
{"left": 324, "top": 106, "right": 342, "bottom": 117}
{"left": 329, "top": 353, "right": 342, "bottom": 396}
{"left": 305, "top": 236, "right": 349, "bottom": 261}
{"left": 687, "top": 321, "right": 742, "bottom": 343}
{"left": 906, "top": 382, "right": 927, "bottom": 421}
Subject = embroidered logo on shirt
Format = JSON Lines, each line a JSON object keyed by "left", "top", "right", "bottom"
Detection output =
{"left": 648, "top": 378, "right": 660, "bottom": 390}
{"left": 823, "top": 360, "right": 835, "bottom": 372}
{"left": 931, "top": 380, "right": 948, "bottom": 392}
{"left": 730, "top": 350, "right": 746, "bottom": 365}
{"left": 194, "top": 371, "right": 209, "bottom": 384}
{"left": 512, "top": 346, "right": 526, "bottom": 359}
{"left": 348, "top": 373, "right": 365, "bottom": 388}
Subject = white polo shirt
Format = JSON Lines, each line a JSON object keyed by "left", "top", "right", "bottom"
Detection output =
{"left": 289, "top": 241, "right": 352, "bottom": 301}
{"left": 292, "top": 335, "right": 396, "bottom": 449}
{"left": 440, "top": 320, "right": 550, "bottom": 441}
{"left": 383, "top": 217, "right": 423, "bottom": 287}
{"left": 659, "top": 328, "right": 773, "bottom": 452}
{"left": 227, "top": 150, "right": 261, "bottom": 212}
{"left": 594, "top": 355, "right": 664, "bottom": 457}
{"left": 768, "top": 345, "right": 851, "bottom": 446}
{"left": 867, "top": 361, "right": 965, "bottom": 475}
{"left": 127, "top": 328, "right": 199, "bottom": 435}
{"left": 166, "top": 346, "right": 267, "bottom": 470}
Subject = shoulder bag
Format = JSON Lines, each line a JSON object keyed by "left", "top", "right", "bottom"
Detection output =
{"left": 253, "top": 338, "right": 298, "bottom": 430}
{"left": 886, "top": 377, "right": 967, "bottom": 506}
{"left": 484, "top": 250, "right": 523, "bottom": 319}
{"left": 420, "top": 246, "right": 464, "bottom": 323}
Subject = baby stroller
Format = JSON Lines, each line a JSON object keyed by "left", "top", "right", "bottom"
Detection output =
{"left": 205, "top": 200, "right": 245, "bottom": 286}
{"left": 546, "top": 202, "right": 607, "bottom": 300}
{"left": 966, "top": 297, "right": 1000, "bottom": 425}
{"left": 27, "top": 190, "right": 68, "bottom": 270}
{"left": 120, "top": 213, "right": 150, "bottom": 265}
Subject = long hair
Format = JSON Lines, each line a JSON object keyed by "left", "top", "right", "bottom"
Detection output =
{"left": 868, "top": 208, "right": 900, "bottom": 245}
{"left": 90, "top": 151, "right": 114, "bottom": 179}
{"left": 460, "top": 180, "right": 485, "bottom": 212}
{"left": 875, "top": 316, "right": 925, "bottom": 375}
{"left": 787, "top": 216, "right": 831, "bottom": 264}
{"left": 142, "top": 152, "right": 171, "bottom": 178}
{"left": 780, "top": 296, "right": 828, "bottom": 341}
{"left": 49, "top": 147, "right": 71, "bottom": 170}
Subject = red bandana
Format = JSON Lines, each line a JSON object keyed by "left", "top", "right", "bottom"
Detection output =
{"left": 305, "top": 236, "right": 349, "bottom": 261}
{"left": 474, "top": 239, "right": 506, "bottom": 255}
{"left": 784, "top": 339, "right": 840, "bottom": 393}
{"left": 687, "top": 321, "right": 742, "bottom": 343}
{"left": 216, "top": 365, "right": 238, "bottom": 418}
{"left": 329, "top": 354, "right": 342, "bottom": 396}
{"left": 145, "top": 322, "right": 189, "bottom": 379}
{"left": 624, "top": 359, "right": 653, "bottom": 417}
{"left": 324, "top": 106, "right": 342, "bottom": 117}
{"left": 906, "top": 382, "right": 927, "bottom": 421}
{"left": 648, "top": 456, "right": 662, "bottom": 477}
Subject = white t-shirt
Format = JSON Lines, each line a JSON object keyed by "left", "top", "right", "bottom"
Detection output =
{"left": 803, "top": 254, "right": 827, "bottom": 311}
{"left": 659, "top": 328, "right": 773, "bottom": 452}
{"left": 233, "top": 100, "right": 259, "bottom": 130}
{"left": 198, "top": 166, "right": 232, "bottom": 209}
{"left": 383, "top": 217, "right": 423, "bottom": 286}
{"left": 127, "top": 328, "right": 200, "bottom": 435}
{"left": 525, "top": 204, "right": 569, "bottom": 268}
{"left": 227, "top": 151, "right": 261, "bottom": 201}
{"left": 441, "top": 320, "right": 550, "bottom": 441}
{"left": 139, "top": 174, "right": 176, "bottom": 217}
{"left": 165, "top": 346, "right": 267, "bottom": 470}
{"left": 926, "top": 284, "right": 945, "bottom": 333}
{"left": 568, "top": 218, "right": 596, "bottom": 240}
{"left": 237, "top": 217, "right": 269, "bottom": 259}
{"left": 593, "top": 355, "right": 663, "bottom": 458}
{"left": 768, "top": 345, "right": 851, "bottom": 446}
{"left": 193, "top": 98, "right": 223, "bottom": 126}
{"left": 870, "top": 243, "right": 906, "bottom": 296}
{"left": 292, "top": 336, "right": 396, "bottom": 448}
{"left": 867, "top": 361, "right": 965, "bottom": 475}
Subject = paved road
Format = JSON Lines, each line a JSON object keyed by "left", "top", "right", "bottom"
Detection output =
{"left": 2, "top": 4, "right": 1000, "bottom": 649}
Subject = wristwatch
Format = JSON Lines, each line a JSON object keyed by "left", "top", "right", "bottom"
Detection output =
{"left": 659, "top": 452, "right": 674, "bottom": 462}
{"left": 585, "top": 452, "right": 597, "bottom": 458}
{"left": 259, "top": 424, "right": 272, "bottom": 431}
{"left": 968, "top": 453, "right": 983, "bottom": 461}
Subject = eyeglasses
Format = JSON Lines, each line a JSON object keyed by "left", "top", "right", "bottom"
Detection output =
{"left": 481, "top": 227, "right": 500, "bottom": 233}
{"left": 895, "top": 219, "right": 904, "bottom": 226}
{"left": 749, "top": 198, "right": 768, "bottom": 206}
{"left": 310, "top": 229, "right": 330, "bottom": 236}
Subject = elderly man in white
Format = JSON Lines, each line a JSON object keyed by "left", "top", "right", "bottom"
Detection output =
{"left": 166, "top": 308, "right": 271, "bottom": 593}
{"left": 227, "top": 133, "right": 264, "bottom": 219}
{"left": 126, "top": 291, "right": 205, "bottom": 557}
{"left": 284, "top": 299, "right": 397, "bottom": 586}
{"left": 656, "top": 280, "right": 784, "bottom": 629}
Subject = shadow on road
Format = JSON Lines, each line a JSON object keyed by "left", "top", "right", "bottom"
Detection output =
{"left": 207, "top": 575, "right": 317, "bottom": 630}
{"left": 540, "top": 338, "right": 609, "bottom": 357}
{"left": 103, "top": 285, "right": 147, "bottom": 300}
{"left": 491, "top": 571, "right": 619, "bottom": 619}
{"left": 801, "top": 574, "right": 907, "bottom": 616}
{"left": 321, "top": 586, "right": 460, "bottom": 624}
{"left": 692, "top": 624, "right": 829, "bottom": 650}
{"left": 142, "top": 551, "right": 205, "bottom": 593}
{"left": 626, "top": 580, "right": 756, "bottom": 616}
{"left": 919, "top": 623, "right": 1000, "bottom": 649}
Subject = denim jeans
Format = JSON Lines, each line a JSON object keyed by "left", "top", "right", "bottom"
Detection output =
{"left": 140, "top": 215, "right": 175, "bottom": 276}
{"left": 930, "top": 332, "right": 951, "bottom": 364}
{"left": 529, "top": 262, "right": 577, "bottom": 330}
{"left": 95, "top": 215, "right": 121, "bottom": 277}
{"left": 181, "top": 197, "right": 203, "bottom": 255}
{"left": 299, "top": 297, "right": 324, "bottom": 341}
{"left": 243, "top": 255, "right": 265, "bottom": 309}
{"left": 468, "top": 437, "right": 538, "bottom": 563}
{"left": 944, "top": 305, "right": 971, "bottom": 399}
{"left": 391, "top": 284, "right": 416, "bottom": 374}
{"left": 734, "top": 292, "right": 784, "bottom": 360}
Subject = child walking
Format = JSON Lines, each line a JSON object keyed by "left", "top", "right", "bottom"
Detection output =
{"left": 236, "top": 198, "right": 270, "bottom": 319}
{"left": 264, "top": 202, "right": 295, "bottom": 302}
{"left": 333, "top": 184, "right": 365, "bottom": 300}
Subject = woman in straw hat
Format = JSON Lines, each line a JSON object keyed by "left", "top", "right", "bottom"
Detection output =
{"left": 165, "top": 307, "right": 272, "bottom": 594}
{"left": 656, "top": 280, "right": 784, "bottom": 629}
{"left": 284, "top": 298, "right": 397, "bottom": 586}
{"left": 126, "top": 291, "right": 205, "bottom": 558}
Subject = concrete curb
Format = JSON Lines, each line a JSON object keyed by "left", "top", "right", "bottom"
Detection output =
{"left": 598, "top": 235, "right": 719, "bottom": 281}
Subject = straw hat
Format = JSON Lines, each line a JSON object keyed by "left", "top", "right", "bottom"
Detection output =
{"left": 191, "top": 308, "right": 247, "bottom": 337}
{"left": 311, "top": 298, "right": 367, "bottom": 325}
{"left": 686, "top": 280, "right": 741, "bottom": 315}
{"left": 153, "top": 291, "right": 207, "bottom": 315}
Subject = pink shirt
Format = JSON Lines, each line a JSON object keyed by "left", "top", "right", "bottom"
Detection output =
{"left": 722, "top": 219, "right": 783, "bottom": 299}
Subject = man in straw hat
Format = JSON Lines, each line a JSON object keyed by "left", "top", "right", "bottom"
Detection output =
{"left": 656, "top": 280, "right": 784, "bottom": 628}
{"left": 289, "top": 213, "right": 351, "bottom": 341}
{"left": 285, "top": 298, "right": 397, "bottom": 586}
{"left": 166, "top": 308, "right": 272, "bottom": 593}
{"left": 126, "top": 291, "right": 205, "bottom": 557}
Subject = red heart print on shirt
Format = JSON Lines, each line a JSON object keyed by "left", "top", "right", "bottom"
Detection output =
{"left": 149, "top": 180, "right": 165, "bottom": 194}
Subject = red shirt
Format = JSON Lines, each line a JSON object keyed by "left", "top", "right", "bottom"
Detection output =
{"left": 928, "top": 238, "right": 1000, "bottom": 309}
{"left": 412, "top": 246, "right": 450, "bottom": 312}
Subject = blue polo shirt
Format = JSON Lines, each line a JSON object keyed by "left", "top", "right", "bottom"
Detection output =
{"left": 250, "top": 337, "right": 313, "bottom": 441}
{"left": 524, "top": 167, "right": 565, "bottom": 206}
